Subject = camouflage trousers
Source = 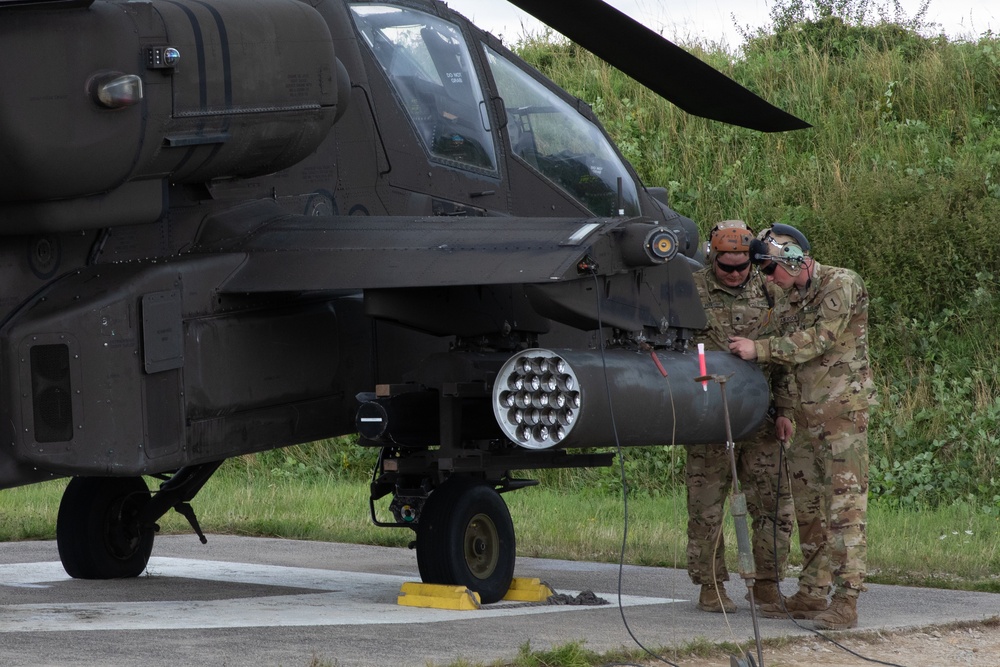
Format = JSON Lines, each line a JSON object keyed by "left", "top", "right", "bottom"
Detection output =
{"left": 685, "top": 426, "right": 794, "bottom": 585}
{"left": 787, "top": 410, "right": 869, "bottom": 595}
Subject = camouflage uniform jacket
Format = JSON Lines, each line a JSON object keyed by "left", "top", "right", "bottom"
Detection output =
{"left": 692, "top": 267, "right": 796, "bottom": 419}
{"left": 753, "top": 261, "right": 878, "bottom": 427}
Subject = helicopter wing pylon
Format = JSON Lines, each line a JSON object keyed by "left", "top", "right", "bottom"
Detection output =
{"left": 192, "top": 213, "right": 677, "bottom": 293}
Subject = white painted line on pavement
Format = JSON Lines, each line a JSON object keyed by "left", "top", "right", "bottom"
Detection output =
{"left": 0, "top": 558, "right": 681, "bottom": 632}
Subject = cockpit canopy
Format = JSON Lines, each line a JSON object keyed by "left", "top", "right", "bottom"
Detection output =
{"left": 485, "top": 45, "right": 639, "bottom": 217}
{"left": 350, "top": 3, "right": 640, "bottom": 217}
{"left": 351, "top": 4, "right": 497, "bottom": 173}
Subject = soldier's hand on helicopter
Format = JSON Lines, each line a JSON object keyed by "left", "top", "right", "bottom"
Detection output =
{"left": 728, "top": 336, "right": 757, "bottom": 360}
{"left": 775, "top": 415, "right": 794, "bottom": 442}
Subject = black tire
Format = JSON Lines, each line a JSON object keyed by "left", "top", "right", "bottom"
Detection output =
{"left": 56, "top": 476, "right": 155, "bottom": 579}
{"left": 415, "top": 477, "right": 515, "bottom": 604}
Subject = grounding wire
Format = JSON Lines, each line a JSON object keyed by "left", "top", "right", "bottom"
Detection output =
{"left": 586, "top": 268, "right": 682, "bottom": 667}
{"left": 589, "top": 259, "right": 908, "bottom": 667}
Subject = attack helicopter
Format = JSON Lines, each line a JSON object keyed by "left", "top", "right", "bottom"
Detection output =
{"left": 0, "top": 0, "right": 807, "bottom": 602}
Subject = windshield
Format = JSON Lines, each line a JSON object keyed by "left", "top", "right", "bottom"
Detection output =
{"left": 484, "top": 45, "right": 639, "bottom": 217}
{"left": 350, "top": 4, "right": 497, "bottom": 173}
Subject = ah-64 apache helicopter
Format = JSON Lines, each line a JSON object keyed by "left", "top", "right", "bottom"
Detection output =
{"left": 0, "top": 0, "right": 807, "bottom": 603}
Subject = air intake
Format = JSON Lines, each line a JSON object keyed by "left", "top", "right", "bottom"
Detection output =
{"left": 30, "top": 344, "right": 73, "bottom": 442}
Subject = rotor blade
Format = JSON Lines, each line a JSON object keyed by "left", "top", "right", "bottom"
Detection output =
{"left": 505, "top": 0, "right": 810, "bottom": 132}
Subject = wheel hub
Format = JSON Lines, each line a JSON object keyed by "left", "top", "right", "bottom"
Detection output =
{"left": 104, "top": 494, "right": 142, "bottom": 560}
{"left": 464, "top": 513, "right": 499, "bottom": 579}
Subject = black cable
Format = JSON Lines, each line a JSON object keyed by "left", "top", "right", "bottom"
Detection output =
{"left": 590, "top": 264, "right": 906, "bottom": 667}
{"left": 588, "top": 269, "right": 681, "bottom": 667}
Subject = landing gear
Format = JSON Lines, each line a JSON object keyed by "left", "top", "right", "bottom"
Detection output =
{"left": 56, "top": 476, "right": 155, "bottom": 579}
{"left": 416, "top": 477, "right": 515, "bottom": 604}
{"left": 55, "top": 463, "right": 223, "bottom": 579}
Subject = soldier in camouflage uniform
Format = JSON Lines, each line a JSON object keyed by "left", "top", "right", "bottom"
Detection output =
{"left": 686, "top": 220, "right": 796, "bottom": 613}
{"left": 729, "top": 224, "right": 877, "bottom": 630}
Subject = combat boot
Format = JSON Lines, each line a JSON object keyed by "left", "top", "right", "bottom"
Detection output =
{"left": 759, "top": 590, "right": 828, "bottom": 619}
{"left": 813, "top": 593, "right": 858, "bottom": 630}
{"left": 745, "top": 580, "right": 782, "bottom": 606}
{"left": 698, "top": 582, "right": 737, "bottom": 613}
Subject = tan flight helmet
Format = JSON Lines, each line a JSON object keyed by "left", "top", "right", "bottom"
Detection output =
{"left": 707, "top": 220, "right": 753, "bottom": 265}
{"left": 750, "top": 223, "right": 810, "bottom": 276}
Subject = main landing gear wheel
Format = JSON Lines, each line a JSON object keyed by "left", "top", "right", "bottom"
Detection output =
{"left": 415, "top": 477, "right": 515, "bottom": 604}
{"left": 56, "top": 476, "right": 155, "bottom": 579}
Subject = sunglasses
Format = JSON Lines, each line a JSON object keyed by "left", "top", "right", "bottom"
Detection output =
{"left": 760, "top": 262, "right": 778, "bottom": 275}
{"left": 716, "top": 259, "right": 750, "bottom": 273}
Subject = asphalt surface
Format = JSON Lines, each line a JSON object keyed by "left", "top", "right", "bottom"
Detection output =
{"left": 1, "top": 535, "right": 998, "bottom": 667}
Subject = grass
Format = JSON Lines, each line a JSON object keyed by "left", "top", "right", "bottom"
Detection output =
{"left": 13, "top": 466, "right": 991, "bottom": 667}
{"left": 511, "top": 5, "right": 1000, "bottom": 513}
{"left": 3, "top": 470, "right": 997, "bottom": 592}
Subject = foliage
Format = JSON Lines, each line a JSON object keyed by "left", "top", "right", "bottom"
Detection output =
{"left": 228, "top": 436, "right": 378, "bottom": 484}
{"left": 511, "top": 640, "right": 599, "bottom": 667}
{"left": 528, "top": 445, "right": 686, "bottom": 499}
{"left": 510, "top": 4, "right": 1000, "bottom": 509}
{"left": 741, "top": 0, "right": 936, "bottom": 59}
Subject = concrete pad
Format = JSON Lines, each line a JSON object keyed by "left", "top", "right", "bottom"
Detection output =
{"left": 0, "top": 535, "right": 996, "bottom": 667}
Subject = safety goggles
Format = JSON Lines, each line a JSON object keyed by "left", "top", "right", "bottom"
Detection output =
{"left": 761, "top": 257, "right": 804, "bottom": 275}
{"left": 715, "top": 258, "right": 750, "bottom": 273}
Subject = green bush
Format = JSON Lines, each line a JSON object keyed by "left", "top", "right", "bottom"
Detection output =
{"left": 511, "top": 8, "right": 1000, "bottom": 508}
{"left": 226, "top": 437, "right": 378, "bottom": 484}
{"left": 530, "top": 445, "right": 687, "bottom": 499}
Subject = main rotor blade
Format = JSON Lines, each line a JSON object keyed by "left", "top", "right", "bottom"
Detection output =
{"left": 505, "top": 0, "right": 810, "bottom": 132}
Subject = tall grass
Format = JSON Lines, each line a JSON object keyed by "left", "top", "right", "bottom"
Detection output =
{"left": 514, "top": 11, "right": 1000, "bottom": 510}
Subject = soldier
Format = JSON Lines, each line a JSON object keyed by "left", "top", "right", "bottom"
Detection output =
{"left": 729, "top": 223, "right": 877, "bottom": 630}
{"left": 686, "top": 220, "right": 796, "bottom": 613}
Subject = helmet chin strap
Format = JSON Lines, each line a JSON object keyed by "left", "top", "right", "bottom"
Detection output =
{"left": 803, "top": 256, "right": 815, "bottom": 288}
